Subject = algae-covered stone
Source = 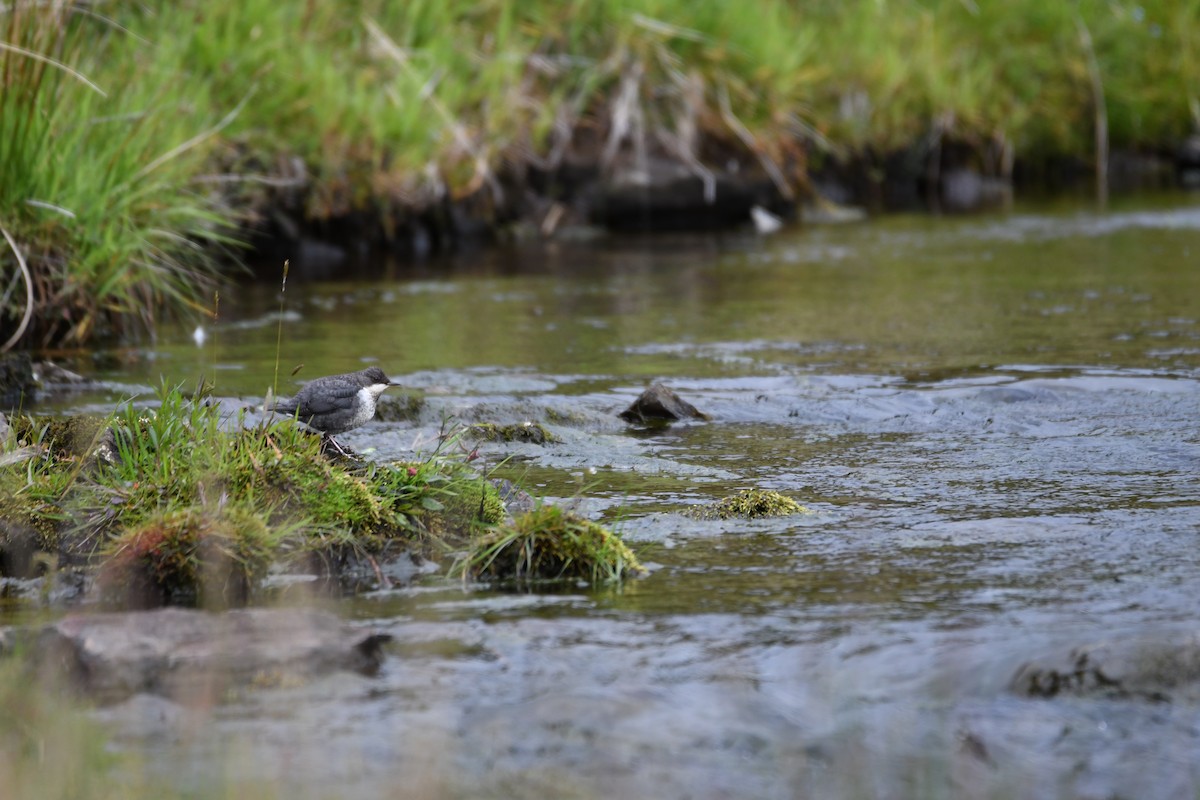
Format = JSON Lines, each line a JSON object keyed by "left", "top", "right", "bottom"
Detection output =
{"left": 463, "top": 505, "right": 645, "bottom": 583}
{"left": 688, "top": 488, "right": 808, "bottom": 520}
{"left": 9, "top": 414, "right": 113, "bottom": 461}
{"left": 469, "top": 421, "right": 559, "bottom": 444}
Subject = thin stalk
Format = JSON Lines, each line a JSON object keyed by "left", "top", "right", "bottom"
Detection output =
{"left": 272, "top": 259, "right": 289, "bottom": 399}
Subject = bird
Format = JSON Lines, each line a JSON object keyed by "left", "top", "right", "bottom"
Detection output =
{"left": 270, "top": 366, "right": 400, "bottom": 454}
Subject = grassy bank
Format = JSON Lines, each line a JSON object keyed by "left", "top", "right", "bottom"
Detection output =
{"left": 2, "top": 0, "right": 1198, "bottom": 346}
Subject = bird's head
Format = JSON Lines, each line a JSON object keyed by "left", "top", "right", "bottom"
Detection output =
{"left": 360, "top": 366, "right": 399, "bottom": 395}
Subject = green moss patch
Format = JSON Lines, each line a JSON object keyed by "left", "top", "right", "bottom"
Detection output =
{"left": 688, "top": 489, "right": 808, "bottom": 520}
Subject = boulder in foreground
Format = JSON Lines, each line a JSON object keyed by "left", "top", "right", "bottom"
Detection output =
{"left": 13, "top": 607, "right": 391, "bottom": 704}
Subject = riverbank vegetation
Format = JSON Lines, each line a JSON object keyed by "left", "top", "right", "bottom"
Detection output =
{"left": 0, "top": 384, "right": 642, "bottom": 606}
{"left": 2, "top": 0, "right": 1199, "bottom": 346}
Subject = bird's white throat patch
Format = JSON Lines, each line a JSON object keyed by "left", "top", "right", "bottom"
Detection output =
{"left": 345, "top": 385, "right": 385, "bottom": 430}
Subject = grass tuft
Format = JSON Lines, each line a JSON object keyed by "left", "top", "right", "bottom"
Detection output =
{"left": 458, "top": 504, "right": 645, "bottom": 584}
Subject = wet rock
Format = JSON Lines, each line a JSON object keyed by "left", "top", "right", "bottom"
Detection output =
{"left": 0, "top": 353, "right": 35, "bottom": 408}
{"left": 1178, "top": 134, "right": 1200, "bottom": 189}
{"left": 1108, "top": 150, "right": 1176, "bottom": 192}
{"left": 375, "top": 391, "right": 425, "bottom": 422}
{"left": 1011, "top": 631, "right": 1200, "bottom": 702}
{"left": 940, "top": 168, "right": 1012, "bottom": 212}
{"left": 470, "top": 421, "right": 559, "bottom": 444}
{"left": 492, "top": 478, "right": 536, "bottom": 517}
{"left": 33, "top": 360, "right": 87, "bottom": 387}
{"left": 619, "top": 383, "right": 709, "bottom": 424}
{"left": 0, "top": 519, "right": 41, "bottom": 578}
{"left": 20, "top": 607, "right": 392, "bottom": 704}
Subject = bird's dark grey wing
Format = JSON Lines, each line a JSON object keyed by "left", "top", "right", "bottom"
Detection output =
{"left": 293, "top": 380, "right": 360, "bottom": 415}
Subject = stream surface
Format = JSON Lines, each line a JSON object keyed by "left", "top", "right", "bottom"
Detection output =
{"left": 25, "top": 194, "right": 1200, "bottom": 798}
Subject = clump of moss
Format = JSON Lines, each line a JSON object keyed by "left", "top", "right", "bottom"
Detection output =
{"left": 469, "top": 422, "right": 559, "bottom": 445}
{"left": 460, "top": 505, "right": 644, "bottom": 584}
{"left": 8, "top": 414, "right": 111, "bottom": 461}
{"left": 98, "top": 507, "right": 277, "bottom": 608}
{"left": 437, "top": 478, "right": 506, "bottom": 528}
{"left": 688, "top": 488, "right": 808, "bottom": 520}
{"left": 300, "top": 469, "right": 384, "bottom": 531}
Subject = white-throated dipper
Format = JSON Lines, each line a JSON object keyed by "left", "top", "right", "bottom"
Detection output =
{"left": 270, "top": 366, "right": 399, "bottom": 452}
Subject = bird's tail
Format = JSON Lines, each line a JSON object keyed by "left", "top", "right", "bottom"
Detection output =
{"left": 269, "top": 396, "right": 298, "bottom": 416}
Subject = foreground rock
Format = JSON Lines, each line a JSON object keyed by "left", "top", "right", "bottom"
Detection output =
{"left": 619, "top": 383, "right": 709, "bottom": 424}
{"left": 9, "top": 607, "right": 392, "bottom": 704}
{"left": 1011, "top": 631, "right": 1200, "bottom": 702}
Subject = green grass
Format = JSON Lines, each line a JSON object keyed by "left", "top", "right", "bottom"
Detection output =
{"left": 3, "top": 0, "right": 1199, "bottom": 345}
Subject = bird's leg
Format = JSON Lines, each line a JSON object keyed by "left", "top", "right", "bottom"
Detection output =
{"left": 322, "top": 434, "right": 356, "bottom": 459}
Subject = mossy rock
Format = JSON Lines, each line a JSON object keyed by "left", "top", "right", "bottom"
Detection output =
{"left": 9, "top": 414, "right": 113, "bottom": 461}
{"left": 469, "top": 422, "right": 559, "bottom": 444}
{"left": 438, "top": 478, "right": 506, "bottom": 528}
{"left": 98, "top": 507, "right": 275, "bottom": 608}
{"left": 688, "top": 488, "right": 808, "bottom": 520}
{"left": 0, "top": 463, "right": 68, "bottom": 560}
{"left": 374, "top": 391, "right": 426, "bottom": 422}
{"left": 463, "top": 505, "right": 645, "bottom": 583}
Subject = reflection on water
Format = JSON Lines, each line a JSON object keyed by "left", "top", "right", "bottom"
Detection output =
{"left": 52, "top": 194, "right": 1200, "bottom": 404}
{"left": 25, "top": 196, "right": 1200, "bottom": 797}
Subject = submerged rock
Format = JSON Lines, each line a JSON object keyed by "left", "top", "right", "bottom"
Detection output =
{"left": 1011, "top": 631, "right": 1200, "bottom": 702}
{"left": 619, "top": 383, "right": 709, "bottom": 424}
{"left": 469, "top": 421, "right": 559, "bottom": 444}
{"left": 18, "top": 607, "right": 392, "bottom": 704}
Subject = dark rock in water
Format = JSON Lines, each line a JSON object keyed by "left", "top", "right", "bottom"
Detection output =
{"left": 619, "top": 383, "right": 709, "bottom": 424}
{"left": 0, "top": 353, "right": 35, "bottom": 409}
{"left": 940, "top": 168, "right": 1012, "bottom": 212}
{"left": 1011, "top": 631, "right": 1200, "bottom": 703}
{"left": 33, "top": 360, "right": 87, "bottom": 387}
{"left": 21, "top": 607, "right": 392, "bottom": 704}
{"left": 0, "top": 519, "right": 41, "bottom": 578}
{"left": 1178, "top": 134, "right": 1200, "bottom": 189}
{"left": 1107, "top": 150, "right": 1176, "bottom": 192}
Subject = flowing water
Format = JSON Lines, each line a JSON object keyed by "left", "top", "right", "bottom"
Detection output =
{"left": 27, "top": 195, "right": 1200, "bottom": 797}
